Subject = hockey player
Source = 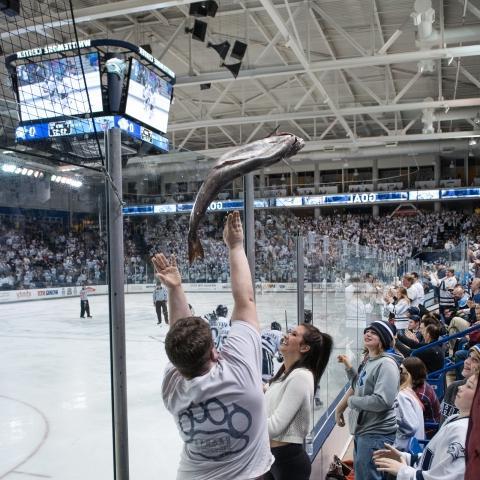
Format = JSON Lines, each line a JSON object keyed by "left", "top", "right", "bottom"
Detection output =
{"left": 207, "top": 304, "right": 231, "bottom": 351}
{"left": 261, "top": 321, "right": 283, "bottom": 382}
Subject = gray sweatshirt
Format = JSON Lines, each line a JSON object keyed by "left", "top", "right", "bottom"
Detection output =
{"left": 347, "top": 354, "right": 400, "bottom": 436}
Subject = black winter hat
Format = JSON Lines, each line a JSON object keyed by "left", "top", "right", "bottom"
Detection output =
{"left": 364, "top": 321, "right": 395, "bottom": 349}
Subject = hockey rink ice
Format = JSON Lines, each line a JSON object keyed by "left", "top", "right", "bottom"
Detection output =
{"left": 0, "top": 291, "right": 362, "bottom": 479}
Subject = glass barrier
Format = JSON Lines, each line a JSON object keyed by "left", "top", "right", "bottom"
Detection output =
{"left": 0, "top": 166, "right": 113, "bottom": 478}
{"left": 305, "top": 235, "right": 399, "bottom": 426}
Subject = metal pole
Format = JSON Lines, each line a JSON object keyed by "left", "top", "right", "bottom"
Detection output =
{"left": 106, "top": 128, "right": 129, "bottom": 480}
{"left": 296, "top": 235, "right": 304, "bottom": 325}
{"left": 244, "top": 173, "right": 255, "bottom": 293}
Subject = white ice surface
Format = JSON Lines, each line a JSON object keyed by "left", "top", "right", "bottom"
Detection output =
{"left": 0, "top": 291, "right": 362, "bottom": 479}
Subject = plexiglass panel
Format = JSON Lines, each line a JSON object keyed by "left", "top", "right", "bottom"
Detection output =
{"left": 0, "top": 166, "right": 113, "bottom": 478}
{"left": 306, "top": 235, "right": 398, "bottom": 425}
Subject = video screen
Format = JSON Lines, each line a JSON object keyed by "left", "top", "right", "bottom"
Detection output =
{"left": 125, "top": 58, "right": 173, "bottom": 134}
{"left": 409, "top": 190, "right": 440, "bottom": 201}
{"left": 16, "top": 53, "right": 103, "bottom": 122}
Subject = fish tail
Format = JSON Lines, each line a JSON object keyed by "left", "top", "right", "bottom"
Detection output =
{"left": 188, "top": 233, "right": 205, "bottom": 263}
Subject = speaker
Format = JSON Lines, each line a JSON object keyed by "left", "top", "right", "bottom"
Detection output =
{"left": 200, "top": 83, "right": 211, "bottom": 90}
{"left": 231, "top": 40, "right": 247, "bottom": 60}
{"left": 140, "top": 44, "right": 152, "bottom": 54}
{"left": 185, "top": 19, "right": 207, "bottom": 42}
{"left": 207, "top": 40, "right": 230, "bottom": 60}
{"left": 222, "top": 61, "right": 241, "bottom": 79}
{"left": 189, "top": 1, "right": 218, "bottom": 18}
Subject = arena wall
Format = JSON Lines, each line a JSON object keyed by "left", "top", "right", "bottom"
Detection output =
{"left": 0, "top": 282, "right": 344, "bottom": 303}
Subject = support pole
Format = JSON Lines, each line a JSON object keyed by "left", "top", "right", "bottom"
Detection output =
{"left": 106, "top": 128, "right": 129, "bottom": 480}
{"left": 244, "top": 173, "right": 256, "bottom": 294}
{"left": 296, "top": 235, "right": 304, "bottom": 325}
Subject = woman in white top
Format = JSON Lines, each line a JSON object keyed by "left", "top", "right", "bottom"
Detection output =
{"left": 264, "top": 324, "right": 332, "bottom": 480}
{"left": 374, "top": 371, "right": 478, "bottom": 480}
{"left": 394, "top": 364, "right": 425, "bottom": 451}
{"left": 384, "top": 287, "right": 411, "bottom": 332}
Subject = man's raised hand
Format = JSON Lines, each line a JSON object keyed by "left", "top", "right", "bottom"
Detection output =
{"left": 223, "top": 211, "right": 244, "bottom": 250}
{"left": 151, "top": 253, "right": 182, "bottom": 289}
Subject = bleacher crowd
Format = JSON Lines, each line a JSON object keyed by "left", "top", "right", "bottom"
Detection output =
{"left": 1, "top": 210, "right": 480, "bottom": 289}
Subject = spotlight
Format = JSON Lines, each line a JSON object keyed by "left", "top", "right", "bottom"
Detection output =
{"left": 231, "top": 40, "right": 247, "bottom": 60}
{"left": 1, "top": 163, "right": 16, "bottom": 173}
{"left": 185, "top": 19, "right": 207, "bottom": 42}
{"left": 189, "top": 1, "right": 218, "bottom": 18}
{"left": 207, "top": 40, "right": 230, "bottom": 60}
{"left": 469, "top": 138, "right": 477, "bottom": 146}
{"left": 222, "top": 61, "right": 242, "bottom": 79}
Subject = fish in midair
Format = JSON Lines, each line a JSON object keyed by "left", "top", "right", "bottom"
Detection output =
{"left": 188, "top": 132, "right": 305, "bottom": 263}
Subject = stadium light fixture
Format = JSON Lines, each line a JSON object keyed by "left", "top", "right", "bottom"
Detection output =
{"left": 50, "top": 173, "right": 82, "bottom": 188}
{"left": 1, "top": 163, "right": 16, "bottom": 173}
{"left": 2, "top": 163, "right": 46, "bottom": 179}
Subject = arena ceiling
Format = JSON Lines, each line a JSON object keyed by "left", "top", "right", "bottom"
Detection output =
{"left": 3, "top": 0, "right": 480, "bottom": 175}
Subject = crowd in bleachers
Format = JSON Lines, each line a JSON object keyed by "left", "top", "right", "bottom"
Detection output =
{"left": 333, "top": 265, "right": 480, "bottom": 479}
{"left": 1, "top": 209, "right": 480, "bottom": 289}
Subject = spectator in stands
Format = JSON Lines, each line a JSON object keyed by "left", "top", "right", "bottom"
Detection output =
{"left": 465, "top": 369, "right": 480, "bottom": 479}
{"left": 264, "top": 324, "right": 332, "bottom": 480}
{"left": 403, "top": 274, "right": 421, "bottom": 308}
{"left": 395, "top": 322, "right": 444, "bottom": 373}
{"left": 440, "top": 345, "right": 480, "bottom": 425}
{"left": 402, "top": 356, "right": 441, "bottom": 427}
{"left": 394, "top": 363, "right": 425, "bottom": 451}
{"left": 154, "top": 212, "right": 273, "bottom": 479}
{"left": 374, "top": 370, "right": 478, "bottom": 480}
{"left": 410, "top": 272, "right": 425, "bottom": 308}
{"left": 401, "top": 312, "right": 423, "bottom": 344}
{"left": 426, "top": 267, "right": 457, "bottom": 319}
{"left": 384, "top": 287, "right": 411, "bottom": 332}
{"left": 469, "top": 278, "right": 480, "bottom": 303}
{"left": 453, "top": 285, "right": 471, "bottom": 316}
{"left": 335, "top": 321, "right": 399, "bottom": 480}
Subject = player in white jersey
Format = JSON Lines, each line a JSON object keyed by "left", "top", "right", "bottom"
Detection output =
{"left": 208, "top": 304, "right": 231, "bottom": 351}
{"left": 261, "top": 321, "right": 283, "bottom": 382}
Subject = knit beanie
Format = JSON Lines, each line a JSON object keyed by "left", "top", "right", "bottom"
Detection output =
{"left": 470, "top": 344, "right": 480, "bottom": 362}
{"left": 364, "top": 321, "right": 395, "bottom": 350}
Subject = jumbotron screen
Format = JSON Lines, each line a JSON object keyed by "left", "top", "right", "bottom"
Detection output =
{"left": 125, "top": 58, "right": 173, "bottom": 134}
{"left": 16, "top": 53, "right": 103, "bottom": 122}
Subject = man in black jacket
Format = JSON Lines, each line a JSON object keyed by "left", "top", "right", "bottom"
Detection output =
{"left": 395, "top": 323, "right": 444, "bottom": 373}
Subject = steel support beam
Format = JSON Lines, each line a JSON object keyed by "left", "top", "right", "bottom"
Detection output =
{"left": 174, "top": 45, "right": 480, "bottom": 87}
{"left": 258, "top": 0, "right": 355, "bottom": 138}
{"left": 169, "top": 97, "right": 480, "bottom": 131}
{"left": 106, "top": 128, "right": 129, "bottom": 480}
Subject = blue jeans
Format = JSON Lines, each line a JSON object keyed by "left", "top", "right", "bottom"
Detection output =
{"left": 354, "top": 432, "right": 395, "bottom": 480}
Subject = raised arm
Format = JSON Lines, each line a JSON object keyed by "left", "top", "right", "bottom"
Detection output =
{"left": 223, "top": 211, "right": 259, "bottom": 331}
{"left": 151, "top": 253, "right": 190, "bottom": 328}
